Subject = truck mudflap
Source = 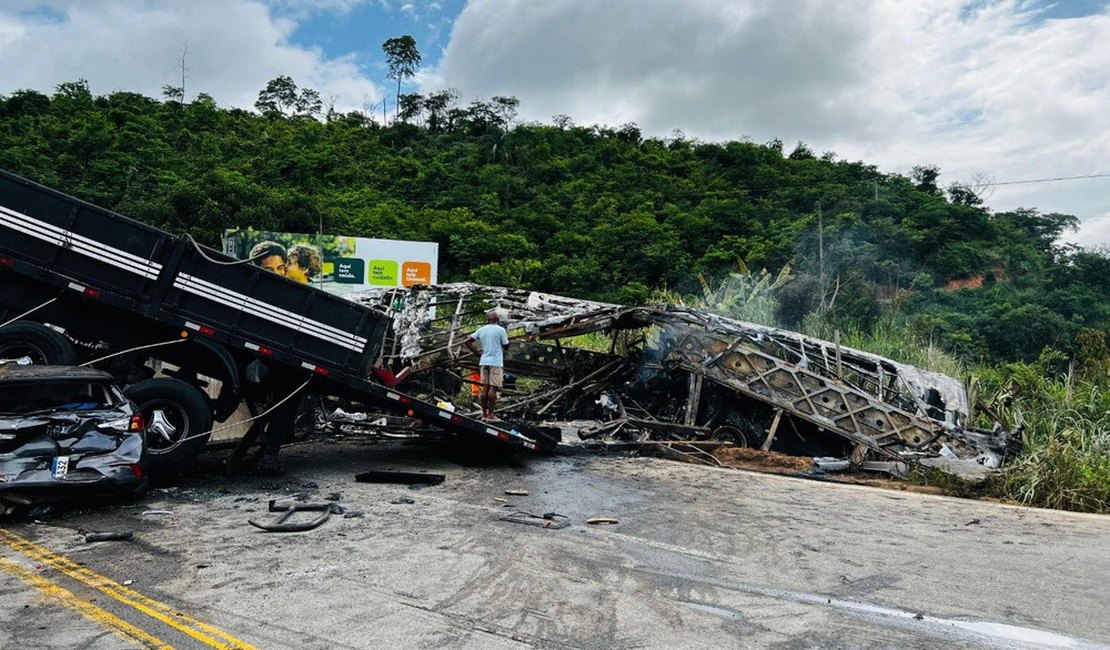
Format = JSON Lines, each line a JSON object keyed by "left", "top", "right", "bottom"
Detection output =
{"left": 364, "top": 382, "right": 559, "bottom": 453}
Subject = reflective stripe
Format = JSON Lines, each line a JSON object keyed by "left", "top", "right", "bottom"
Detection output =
{"left": 174, "top": 274, "right": 366, "bottom": 351}
{"left": 0, "top": 205, "right": 162, "bottom": 279}
{"left": 172, "top": 276, "right": 365, "bottom": 353}
{"left": 0, "top": 205, "right": 366, "bottom": 354}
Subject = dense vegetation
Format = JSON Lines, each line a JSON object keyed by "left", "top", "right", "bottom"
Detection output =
{"left": 1, "top": 79, "right": 1106, "bottom": 510}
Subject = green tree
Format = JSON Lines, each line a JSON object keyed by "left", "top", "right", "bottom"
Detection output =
{"left": 382, "top": 35, "right": 421, "bottom": 122}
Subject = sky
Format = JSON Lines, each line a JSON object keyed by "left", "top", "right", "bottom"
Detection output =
{"left": 0, "top": 0, "right": 1107, "bottom": 247}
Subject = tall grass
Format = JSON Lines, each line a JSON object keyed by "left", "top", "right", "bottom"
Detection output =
{"left": 974, "top": 361, "right": 1110, "bottom": 513}
{"left": 801, "top": 315, "right": 967, "bottom": 379}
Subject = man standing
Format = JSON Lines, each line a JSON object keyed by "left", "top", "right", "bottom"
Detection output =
{"left": 466, "top": 310, "right": 510, "bottom": 421}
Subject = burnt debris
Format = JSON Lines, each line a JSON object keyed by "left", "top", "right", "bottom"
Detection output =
{"left": 349, "top": 283, "right": 1018, "bottom": 478}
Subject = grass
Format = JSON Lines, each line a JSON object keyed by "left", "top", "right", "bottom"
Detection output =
{"left": 973, "top": 362, "right": 1110, "bottom": 513}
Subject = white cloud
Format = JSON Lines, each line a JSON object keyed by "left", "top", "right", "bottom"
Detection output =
{"left": 431, "top": 0, "right": 1110, "bottom": 246}
{"left": 1068, "top": 212, "right": 1110, "bottom": 250}
{"left": 0, "top": 0, "right": 383, "bottom": 113}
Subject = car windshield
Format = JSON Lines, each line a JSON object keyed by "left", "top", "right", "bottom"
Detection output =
{"left": 0, "top": 381, "right": 120, "bottom": 415}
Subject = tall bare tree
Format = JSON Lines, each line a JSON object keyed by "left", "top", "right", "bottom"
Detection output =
{"left": 382, "top": 35, "right": 421, "bottom": 122}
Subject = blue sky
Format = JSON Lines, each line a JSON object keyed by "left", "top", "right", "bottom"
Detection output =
{"left": 285, "top": 0, "right": 466, "bottom": 82}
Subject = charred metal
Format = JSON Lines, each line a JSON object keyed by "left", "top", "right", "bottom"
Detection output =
{"left": 350, "top": 283, "right": 1018, "bottom": 478}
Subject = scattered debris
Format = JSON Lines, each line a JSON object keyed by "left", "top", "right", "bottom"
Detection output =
{"left": 504, "top": 489, "right": 529, "bottom": 496}
{"left": 351, "top": 283, "right": 1019, "bottom": 479}
{"left": 499, "top": 511, "right": 570, "bottom": 529}
{"left": 354, "top": 470, "right": 446, "bottom": 486}
{"left": 84, "top": 531, "right": 134, "bottom": 543}
{"left": 390, "top": 497, "right": 416, "bottom": 505}
{"left": 141, "top": 510, "right": 173, "bottom": 517}
{"left": 248, "top": 499, "right": 342, "bottom": 533}
{"left": 586, "top": 517, "right": 619, "bottom": 525}
{"left": 965, "top": 518, "right": 982, "bottom": 526}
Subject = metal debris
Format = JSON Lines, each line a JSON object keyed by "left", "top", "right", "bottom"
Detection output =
{"left": 354, "top": 470, "right": 446, "bottom": 485}
{"left": 499, "top": 511, "right": 569, "bottom": 529}
{"left": 349, "top": 283, "right": 1019, "bottom": 478}
{"left": 85, "top": 531, "right": 134, "bottom": 543}
{"left": 248, "top": 499, "right": 342, "bottom": 533}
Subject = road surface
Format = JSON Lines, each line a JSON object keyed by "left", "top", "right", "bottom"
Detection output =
{"left": 2, "top": 440, "right": 1108, "bottom": 649}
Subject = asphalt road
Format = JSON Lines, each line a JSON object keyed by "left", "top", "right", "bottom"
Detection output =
{"left": 2, "top": 440, "right": 1109, "bottom": 649}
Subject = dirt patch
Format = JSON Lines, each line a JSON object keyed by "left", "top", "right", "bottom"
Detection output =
{"left": 713, "top": 447, "right": 815, "bottom": 473}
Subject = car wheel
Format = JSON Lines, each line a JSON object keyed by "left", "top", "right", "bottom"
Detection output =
{"left": 124, "top": 378, "right": 213, "bottom": 476}
{"left": 0, "top": 321, "right": 77, "bottom": 365}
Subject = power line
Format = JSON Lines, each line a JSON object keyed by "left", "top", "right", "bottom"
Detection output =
{"left": 990, "top": 172, "right": 1110, "bottom": 186}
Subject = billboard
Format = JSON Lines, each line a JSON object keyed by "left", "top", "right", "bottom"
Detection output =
{"left": 223, "top": 229, "right": 438, "bottom": 295}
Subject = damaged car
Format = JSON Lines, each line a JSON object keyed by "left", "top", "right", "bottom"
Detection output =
{"left": 0, "top": 365, "right": 147, "bottom": 513}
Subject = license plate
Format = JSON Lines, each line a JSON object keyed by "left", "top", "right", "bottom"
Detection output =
{"left": 51, "top": 455, "right": 70, "bottom": 479}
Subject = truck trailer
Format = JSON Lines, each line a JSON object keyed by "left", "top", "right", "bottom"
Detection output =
{"left": 0, "top": 169, "right": 555, "bottom": 475}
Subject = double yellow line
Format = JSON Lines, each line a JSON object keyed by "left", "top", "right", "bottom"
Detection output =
{"left": 0, "top": 528, "right": 258, "bottom": 649}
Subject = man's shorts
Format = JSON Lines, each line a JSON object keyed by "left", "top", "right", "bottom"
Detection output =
{"left": 479, "top": 366, "right": 504, "bottom": 388}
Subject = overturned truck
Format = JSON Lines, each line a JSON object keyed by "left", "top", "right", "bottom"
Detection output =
{"left": 351, "top": 283, "right": 1018, "bottom": 477}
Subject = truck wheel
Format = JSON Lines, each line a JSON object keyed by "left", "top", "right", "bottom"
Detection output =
{"left": 0, "top": 321, "right": 77, "bottom": 365}
{"left": 125, "top": 378, "right": 213, "bottom": 476}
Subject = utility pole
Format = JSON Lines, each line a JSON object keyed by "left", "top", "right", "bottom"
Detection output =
{"left": 874, "top": 179, "right": 879, "bottom": 201}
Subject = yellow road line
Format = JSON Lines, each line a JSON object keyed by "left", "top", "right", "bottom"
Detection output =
{"left": 0, "top": 529, "right": 259, "bottom": 650}
{"left": 0, "top": 555, "right": 173, "bottom": 649}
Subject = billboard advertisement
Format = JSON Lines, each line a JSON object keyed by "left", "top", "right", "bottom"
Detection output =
{"left": 223, "top": 229, "right": 438, "bottom": 295}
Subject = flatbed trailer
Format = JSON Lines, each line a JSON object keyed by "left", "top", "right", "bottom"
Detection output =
{"left": 0, "top": 170, "right": 554, "bottom": 473}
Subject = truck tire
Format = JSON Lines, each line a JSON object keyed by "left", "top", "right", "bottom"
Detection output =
{"left": 0, "top": 321, "right": 77, "bottom": 365}
{"left": 125, "top": 378, "right": 213, "bottom": 476}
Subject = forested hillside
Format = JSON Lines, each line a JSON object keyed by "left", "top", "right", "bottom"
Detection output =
{"left": 1, "top": 80, "right": 1107, "bottom": 365}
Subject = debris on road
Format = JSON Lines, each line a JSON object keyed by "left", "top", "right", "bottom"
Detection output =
{"left": 504, "top": 489, "right": 529, "bottom": 496}
{"left": 352, "top": 283, "right": 1019, "bottom": 479}
{"left": 84, "top": 531, "right": 134, "bottom": 543}
{"left": 586, "top": 517, "right": 619, "bottom": 525}
{"left": 499, "top": 511, "right": 570, "bottom": 529}
{"left": 248, "top": 499, "right": 342, "bottom": 533}
{"left": 354, "top": 470, "right": 446, "bottom": 485}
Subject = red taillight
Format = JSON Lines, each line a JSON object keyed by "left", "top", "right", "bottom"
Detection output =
{"left": 130, "top": 464, "right": 144, "bottom": 479}
{"left": 129, "top": 415, "right": 145, "bottom": 431}
{"left": 313, "top": 365, "right": 330, "bottom": 376}
{"left": 83, "top": 287, "right": 101, "bottom": 298}
{"left": 198, "top": 325, "right": 215, "bottom": 336}
{"left": 0, "top": 256, "right": 13, "bottom": 268}
{"left": 497, "top": 431, "right": 510, "bottom": 441}
{"left": 258, "top": 345, "right": 273, "bottom": 356}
